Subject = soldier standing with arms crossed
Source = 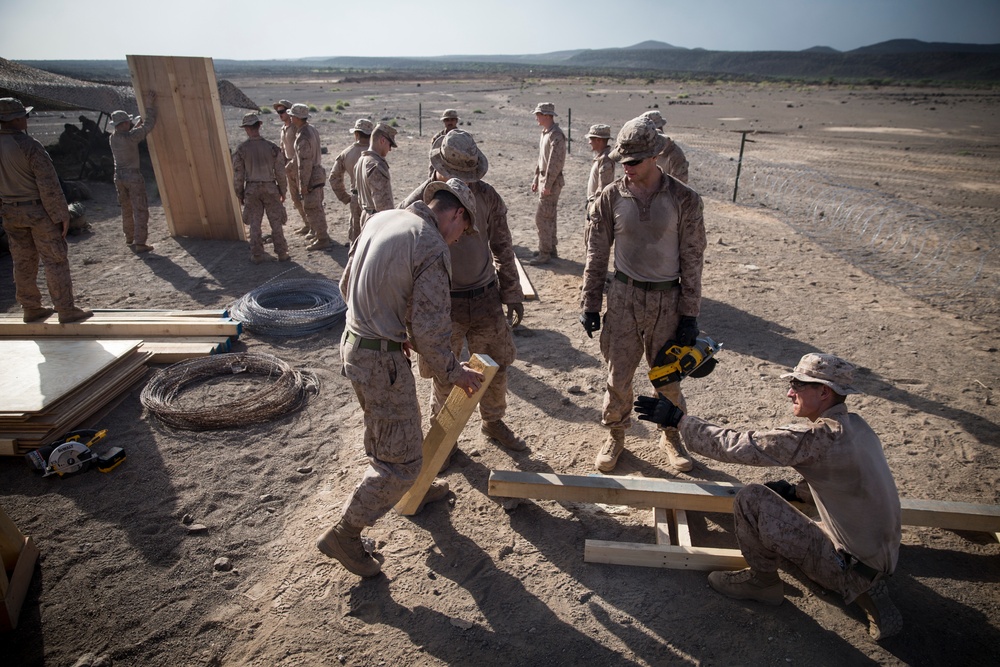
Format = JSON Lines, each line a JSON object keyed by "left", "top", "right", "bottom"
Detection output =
{"left": 109, "top": 93, "right": 156, "bottom": 253}
{"left": 232, "top": 112, "right": 290, "bottom": 264}
{"left": 329, "top": 118, "right": 373, "bottom": 245}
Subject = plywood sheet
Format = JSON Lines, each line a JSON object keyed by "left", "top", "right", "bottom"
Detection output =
{"left": 127, "top": 55, "right": 245, "bottom": 241}
{"left": 0, "top": 339, "right": 141, "bottom": 413}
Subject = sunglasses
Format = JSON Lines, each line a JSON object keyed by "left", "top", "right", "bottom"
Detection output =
{"left": 788, "top": 379, "right": 819, "bottom": 391}
{"left": 276, "top": 109, "right": 288, "bottom": 115}
{"left": 622, "top": 158, "right": 644, "bottom": 167}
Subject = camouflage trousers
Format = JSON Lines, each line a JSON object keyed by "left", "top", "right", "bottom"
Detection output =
{"left": 534, "top": 178, "right": 563, "bottom": 255}
{"left": 347, "top": 194, "right": 362, "bottom": 244}
{"left": 302, "top": 185, "right": 330, "bottom": 241}
{"left": 339, "top": 342, "right": 424, "bottom": 528}
{"left": 734, "top": 484, "right": 877, "bottom": 604}
{"left": 425, "top": 285, "right": 516, "bottom": 422}
{"left": 284, "top": 162, "right": 308, "bottom": 223}
{"left": 599, "top": 278, "right": 686, "bottom": 435}
{"left": 1, "top": 204, "right": 76, "bottom": 311}
{"left": 114, "top": 169, "right": 149, "bottom": 245}
{"left": 242, "top": 182, "right": 288, "bottom": 257}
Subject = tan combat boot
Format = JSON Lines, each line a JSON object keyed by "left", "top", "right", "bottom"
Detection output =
{"left": 132, "top": 244, "right": 154, "bottom": 253}
{"left": 58, "top": 307, "right": 93, "bottom": 324}
{"left": 707, "top": 568, "right": 784, "bottom": 606}
{"left": 277, "top": 252, "right": 291, "bottom": 262}
{"left": 307, "top": 238, "right": 332, "bottom": 251}
{"left": 316, "top": 518, "right": 382, "bottom": 578}
{"left": 855, "top": 579, "right": 903, "bottom": 640}
{"left": 22, "top": 306, "right": 54, "bottom": 323}
{"left": 660, "top": 431, "right": 693, "bottom": 472}
{"left": 595, "top": 428, "right": 625, "bottom": 473}
{"left": 482, "top": 420, "right": 528, "bottom": 452}
{"left": 294, "top": 223, "right": 311, "bottom": 236}
{"left": 527, "top": 252, "right": 551, "bottom": 266}
{"left": 415, "top": 480, "right": 451, "bottom": 514}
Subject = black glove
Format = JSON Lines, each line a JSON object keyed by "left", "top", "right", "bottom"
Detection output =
{"left": 764, "top": 480, "right": 799, "bottom": 503}
{"left": 674, "top": 316, "right": 699, "bottom": 347}
{"left": 634, "top": 395, "right": 684, "bottom": 429}
{"left": 580, "top": 312, "right": 601, "bottom": 338}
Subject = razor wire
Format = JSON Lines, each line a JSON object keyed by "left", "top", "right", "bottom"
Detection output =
{"left": 685, "top": 144, "right": 999, "bottom": 322}
{"left": 229, "top": 277, "right": 347, "bottom": 336}
{"left": 140, "top": 352, "right": 320, "bottom": 430}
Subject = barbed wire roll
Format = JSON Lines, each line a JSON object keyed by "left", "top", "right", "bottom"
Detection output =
{"left": 230, "top": 278, "right": 347, "bottom": 336}
{"left": 140, "top": 352, "right": 320, "bottom": 430}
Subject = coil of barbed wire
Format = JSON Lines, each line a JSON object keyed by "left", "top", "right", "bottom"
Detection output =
{"left": 140, "top": 352, "right": 320, "bottom": 430}
{"left": 230, "top": 278, "right": 347, "bottom": 336}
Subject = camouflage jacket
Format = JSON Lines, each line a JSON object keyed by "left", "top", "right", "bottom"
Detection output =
{"left": 355, "top": 150, "right": 393, "bottom": 213}
{"left": 532, "top": 123, "right": 566, "bottom": 191}
{"left": 0, "top": 128, "right": 69, "bottom": 224}
{"left": 329, "top": 141, "right": 366, "bottom": 204}
{"left": 293, "top": 123, "right": 326, "bottom": 191}
{"left": 232, "top": 136, "right": 287, "bottom": 200}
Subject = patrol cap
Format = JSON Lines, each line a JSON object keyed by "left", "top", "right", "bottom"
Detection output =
{"left": 533, "top": 102, "right": 557, "bottom": 116}
{"left": 780, "top": 353, "right": 862, "bottom": 396}
{"left": 351, "top": 118, "right": 374, "bottom": 136}
{"left": 372, "top": 122, "right": 398, "bottom": 148}
{"left": 429, "top": 130, "right": 488, "bottom": 182}
{"left": 641, "top": 109, "right": 667, "bottom": 130}
{"left": 240, "top": 112, "right": 261, "bottom": 127}
{"left": 585, "top": 123, "right": 612, "bottom": 139}
{"left": 440, "top": 109, "right": 460, "bottom": 121}
{"left": 273, "top": 99, "right": 293, "bottom": 112}
{"left": 609, "top": 116, "right": 668, "bottom": 162}
{"left": 0, "top": 98, "right": 33, "bottom": 121}
{"left": 110, "top": 110, "right": 133, "bottom": 126}
{"left": 423, "top": 177, "right": 478, "bottom": 235}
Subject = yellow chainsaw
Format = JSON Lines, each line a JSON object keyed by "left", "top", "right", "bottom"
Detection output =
{"left": 648, "top": 336, "right": 723, "bottom": 389}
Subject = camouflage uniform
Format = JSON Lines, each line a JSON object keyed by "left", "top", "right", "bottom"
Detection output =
{"left": 657, "top": 137, "right": 689, "bottom": 184}
{"left": 532, "top": 123, "right": 566, "bottom": 256}
{"left": 109, "top": 108, "right": 156, "bottom": 245}
{"left": 293, "top": 122, "right": 330, "bottom": 242}
{"left": 355, "top": 150, "right": 393, "bottom": 229}
{"left": 587, "top": 145, "right": 615, "bottom": 202}
{"left": 337, "top": 202, "right": 465, "bottom": 527}
{"left": 0, "top": 127, "right": 79, "bottom": 314}
{"left": 280, "top": 122, "right": 308, "bottom": 224}
{"left": 680, "top": 403, "right": 901, "bottom": 604}
{"left": 232, "top": 135, "right": 288, "bottom": 259}
{"left": 329, "top": 140, "right": 367, "bottom": 244}
{"left": 582, "top": 173, "right": 706, "bottom": 436}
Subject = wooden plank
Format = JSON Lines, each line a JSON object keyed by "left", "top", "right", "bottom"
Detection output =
{"left": 127, "top": 55, "right": 245, "bottom": 241}
{"left": 0, "top": 319, "right": 241, "bottom": 338}
{"left": 514, "top": 256, "right": 538, "bottom": 301}
{"left": 585, "top": 540, "right": 747, "bottom": 571}
{"left": 900, "top": 498, "right": 1000, "bottom": 533}
{"left": 654, "top": 507, "right": 672, "bottom": 546}
{"left": 0, "top": 536, "right": 39, "bottom": 631}
{"left": 395, "top": 354, "right": 499, "bottom": 516}
{"left": 675, "top": 509, "right": 692, "bottom": 547}
{"left": 141, "top": 340, "right": 227, "bottom": 363}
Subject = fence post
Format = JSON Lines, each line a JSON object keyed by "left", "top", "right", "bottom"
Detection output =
{"left": 419, "top": 103, "right": 422, "bottom": 137}
{"left": 567, "top": 108, "right": 572, "bottom": 155}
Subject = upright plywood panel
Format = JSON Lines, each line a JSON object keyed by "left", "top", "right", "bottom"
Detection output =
{"left": 126, "top": 55, "right": 245, "bottom": 241}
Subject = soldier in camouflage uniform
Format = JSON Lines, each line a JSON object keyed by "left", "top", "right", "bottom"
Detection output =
{"left": 427, "top": 109, "right": 459, "bottom": 177}
{"left": 232, "top": 112, "right": 289, "bottom": 264}
{"left": 274, "top": 100, "right": 310, "bottom": 235}
{"left": 529, "top": 102, "right": 566, "bottom": 265}
{"left": 289, "top": 104, "right": 332, "bottom": 251}
{"left": 355, "top": 122, "right": 397, "bottom": 230}
{"left": 329, "top": 118, "right": 373, "bottom": 245}
{"left": 109, "top": 96, "right": 157, "bottom": 253}
{"left": 642, "top": 110, "right": 689, "bottom": 184}
{"left": 580, "top": 116, "right": 706, "bottom": 474}
{"left": 635, "top": 353, "right": 903, "bottom": 641}
{"left": 316, "top": 179, "right": 484, "bottom": 578}
{"left": 398, "top": 130, "right": 527, "bottom": 455}
{"left": 586, "top": 123, "right": 615, "bottom": 204}
{"left": 0, "top": 98, "right": 91, "bottom": 323}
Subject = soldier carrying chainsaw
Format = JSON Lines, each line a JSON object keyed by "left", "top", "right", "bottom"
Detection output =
{"left": 580, "top": 115, "right": 708, "bottom": 474}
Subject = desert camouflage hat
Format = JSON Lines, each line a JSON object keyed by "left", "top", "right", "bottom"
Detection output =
{"left": 240, "top": 112, "right": 261, "bottom": 127}
{"left": 423, "top": 178, "right": 479, "bottom": 235}
{"left": 609, "top": 116, "right": 668, "bottom": 162}
{"left": 641, "top": 109, "right": 667, "bottom": 130}
{"left": 440, "top": 109, "right": 460, "bottom": 121}
{"left": 351, "top": 118, "right": 374, "bottom": 136}
{"left": 373, "top": 122, "right": 398, "bottom": 148}
{"left": 780, "top": 353, "right": 862, "bottom": 396}
{"left": 533, "top": 102, "right": 557, "bottom": 116}
{"left": 585, "top": 123, "right": 612, "bottom": 140}
{"left": 272, "top": 99, "right": 293, "bottom": 112}
{"left": 110, "top": 110, "right": 133, "bottom": 126}
{"left": 288, "top": 104, "right": 310, "bottom": 119}
{"left": 0, "top": 97, "right": 32, "bottom": 122}
{"left": 429, "top": 130, "right": 488, "bottom": 182}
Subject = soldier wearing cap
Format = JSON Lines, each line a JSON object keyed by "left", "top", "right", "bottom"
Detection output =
{"left": 355, "top": 122, "right": 397, "bottom": 230}
{"left": 0, "top": 97, "right": 92, "bottom": 323}
{"left": 580, "top": 115, "right": 706, "bottom": 474}
{"left": 529, "top": 102, "right": 566, "bottom": 265}
{"left": 427, "top": 109, "right": 460, "bottom": 177}
{"left": 316, "top": 178, "right": 485, "bottom": 579}
{"left": 635, "top": 353, "right": 903, "bottom": 641}
{"left": 273, "top": 100, "right": 309, "bottom": 235}
{"left": 585, "top": 123, "right": 615, "bottom": 204}
{"left": 329, "top": 118, "right": 373, "bottom": 244}
{"left": 288, "top": 103, "right": 332, "bottom": 251}
{"left": 109, "top": 93, "right": 157, "bottom": 253}
{"left": 398, "top": 130, "right": 527, "bottom": 454}
{"left": 641, "top": 110, "right": 689, "bottom": 184}
{"left": 232, "top": 112, "right": 289, "bottom": 264}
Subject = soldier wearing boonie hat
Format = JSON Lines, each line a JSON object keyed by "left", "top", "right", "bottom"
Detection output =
{"left": 633, "top": 351, "right": 903, "bottom": 640}
{"left": 585, "top": 123, "right": 615, "bottom": 206}
{"left": 288, "top": 102, "right": 332, "bottom": 250}
{"left": 272, "top": 99, "right": 309, "bottom": 234}
{"left": 108, "top": 91, "right": 158, "bottom": 253}
{"left": 529, "top": 102, "right": 566, "bottom": 265}
{"left": 0, "top": 97, "right": 92, "bottom": 324}
{"left": 581, "top": 115, "right": 707, "bottom": 475}
{"left": 329, "top": 118, "right": 375, "bottom": 244}
{"left": 232, "top": 111, "right": 290, "bottom": 264}
{"left": 316, "top": 177, "right": 485, "bottom": 579}
{"left": 641, "top": 109, "right": 689, "bottom": 183}
{"left": 355, "top": 122, "right": 397, "bottom": 229}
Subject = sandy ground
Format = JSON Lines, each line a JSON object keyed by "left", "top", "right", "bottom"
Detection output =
{"left": 3, "top": 77, "right": 999, "bottom": 666}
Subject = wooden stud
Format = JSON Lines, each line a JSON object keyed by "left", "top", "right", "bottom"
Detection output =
{"left": 653, "top": 507, "right": 672, "bottom": 545}
{"left": 585, "top": 540, "right": 747, "bottom": 571}
{"left": 514, "top": 256, "right": 538, "bottom": 302}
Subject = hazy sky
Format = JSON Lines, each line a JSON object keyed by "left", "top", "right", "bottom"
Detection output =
{"left": 3, "top": 0, "right": 999, "bottom": 60}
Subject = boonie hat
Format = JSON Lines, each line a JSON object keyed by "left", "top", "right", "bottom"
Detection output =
{"left": 423, "top": 178, "right": 479, "bottom": 235}
{"left": 440, "top": 109, "right": 460, "bottom": 121}
{"left": 533, "top": 102, "right": 557, "bottom": 116}
{"left": 351, "top": 118, "right": 374, "bottom": 136}
{"left": 373, "top": 122, "right": 398, "bottom": 148}
{"left": 585, "top": 124, "right": 612, "bottom": 140}
{"left": 780, "top": 353, "right": 862, "bottom": 396}
{"left": 609, "top": 116, "right": 668, "bottom": 162}
{"left": 240, "top": 112, "right": 261, "bottom": 127}
{"left": 110, "top": 110, "right": 133, "bottom": 126}
{"left": 273, "top": 99, "right": 293, "bottom": 112}
{"left": 429, "top": 130, "right": 488, "bottom": 182}
{"left": 0, "top": 97, "right": 32, "bottom": 122}
{"left": 288, "top": 104, "right": 310, "bottom": 119}
{"left": 641, "top": 110, "right": 667, "bottom": 130}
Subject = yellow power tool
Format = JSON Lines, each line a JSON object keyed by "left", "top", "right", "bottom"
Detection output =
{"left": 648, "top": 336, "right": 723, "bottom": 389}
